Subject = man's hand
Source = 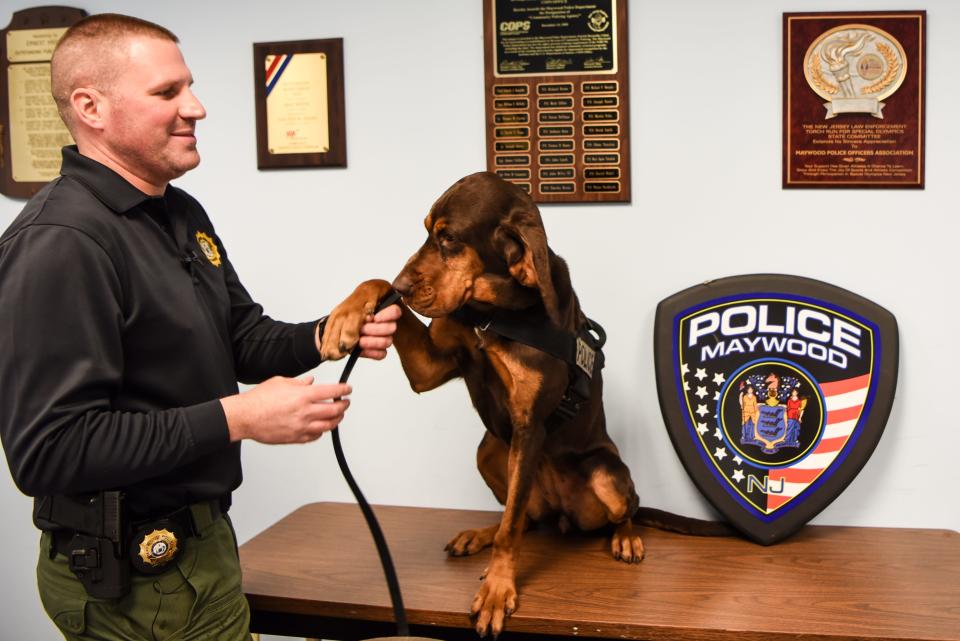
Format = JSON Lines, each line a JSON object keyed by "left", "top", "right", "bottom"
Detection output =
{"left": 357, "top": 304, "right": 401, "bottom": 360}
{"left": 316, "top": 301, "right": 401, "bottom": 360}
{"left": 319, "top": 279, "right": 402, "bottom": 360}
{"left": 220, "top": 376, "right": 351, "bottom": 444}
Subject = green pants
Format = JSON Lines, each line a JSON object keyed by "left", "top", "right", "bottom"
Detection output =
{"left": 37, "top": 507, "right": 253, "bottom": 641}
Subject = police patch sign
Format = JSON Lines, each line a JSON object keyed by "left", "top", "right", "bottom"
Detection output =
{"left": 654, "top": 275, "right": 898, "bottom": 545}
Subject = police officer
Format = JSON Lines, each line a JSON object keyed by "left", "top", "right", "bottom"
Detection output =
{"left": 0, "top": 13, "right": 400, "bottom": 641}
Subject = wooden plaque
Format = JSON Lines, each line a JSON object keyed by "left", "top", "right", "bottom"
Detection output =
{"left": 1, "top": 6, "right": 86, "bottom": 199}
{"left": 483, "top": 0, "right": 630, "bottom": 203}
{"left": 253, "top": 38, "right": 346, "bottom": 169}
{"left": 783, "top": 11, "right": 925, "bottom": 188}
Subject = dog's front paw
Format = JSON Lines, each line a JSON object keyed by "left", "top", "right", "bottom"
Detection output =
{"left": 445, "top": 524, "right": 498, "bottom": 557}
{"left": 321, "top": 279, "right": 394, "bottom": 360}
{"left": 471, "top": 570, "right": 517, "bottom": 638}
{"left": 610, "top": 521, "right": 645, "bottom": 564}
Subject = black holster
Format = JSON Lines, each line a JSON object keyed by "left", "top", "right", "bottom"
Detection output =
{"left": 37, "top": 491, "right": 131, "bottom": 599}
{"left": 59, "top": 532, "right": 131, "bottom": 599}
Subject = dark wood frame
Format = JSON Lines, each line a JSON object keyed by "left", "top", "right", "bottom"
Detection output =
{"left": 483, "top": 0, "right": 631, "bottom": 203}
{"left": 253, "top": 38, "right": 346, "bottom": 169}
{"left": 782, "top": 11, "right": 926, "bottom": 189}
{"left": 1, "top": 6, "right": 86, "bottom": 199}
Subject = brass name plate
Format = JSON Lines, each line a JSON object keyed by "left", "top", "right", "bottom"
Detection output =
{"left": 484, "top": 0, "right": 630, "bottom": 202}
{"left": 540, "top": 140, "right": 575, "bottom": 151}
{"left": 540, "top": 167, "right": 575, "bottom": 179}
{"left": 495, "top": 113, "right": 530, "bottom": 124}
{"left": 7, "top": 27, "right": 66, "bottom": 62}
{"left": 496, "top": 140, "right": 530, "bottom": 152}
{"left": 497, "top": 168, "right": 531, "bottom": 179}
{"left": 493, "top": 84, "right": 528, "bottom": 95}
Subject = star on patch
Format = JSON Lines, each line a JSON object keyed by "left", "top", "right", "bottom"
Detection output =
{"left": 712, "top": 372, "right": 726, "bottom": 386}
{"left": 694, "top": 368, "right": 707, "bottom": 381}
{"left": 732, "top": 469, "right": 745, "bottom": 483}
{"left": 696, "top": 422, "right": 708, "bottom": 435}
{"left": 713, "top": 427, "right": 724, "bottom": 440}
{"left": 681, "top": 362, "right": 690, "bottom": 375}
{"left": 733, "top": 455, "right": 743, "bottom": 465}
{"left": 714, "top": 447, "right": 728, "bottom": 461}
{"left": 695, "top": 386, "right": 708, "bottom": 399}
{"left": 696, "top": 404, "right": 709, "bottom": 417}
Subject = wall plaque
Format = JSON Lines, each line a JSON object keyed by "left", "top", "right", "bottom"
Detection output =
{"left": 1, "top": 6, "right": 85, "bottom": 199}
{"left": 783, "top": 11, "right": 925, "bottom": 188}
{"left": 253, "top": 38, "right": 346, "bottom": 169}
{"left": 484, "top": 0, "right": 630, "bottom": 203}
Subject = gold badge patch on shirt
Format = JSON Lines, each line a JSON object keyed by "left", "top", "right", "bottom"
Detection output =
{"left": 195, "top": 231, "right": 222, "bottom": 267}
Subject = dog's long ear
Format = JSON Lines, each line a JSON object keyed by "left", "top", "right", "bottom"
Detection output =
{"left": 495, "top": 204, "right": 561, "bottom": 324}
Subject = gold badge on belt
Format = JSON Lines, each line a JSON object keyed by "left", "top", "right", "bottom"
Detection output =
{"left": 138, "top": 528, "right": 178, "bottom": 567}
{"left": 130, "top": 519, "right": 185, "bottom": 574}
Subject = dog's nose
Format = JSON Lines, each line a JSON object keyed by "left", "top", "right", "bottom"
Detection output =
{"left": 392, "top": 272, "right": 414, "bottom": 297}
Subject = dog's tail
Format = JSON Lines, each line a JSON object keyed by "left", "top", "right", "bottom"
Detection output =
{"left": 633, "top": 507, "right": 736, "bottom": 537}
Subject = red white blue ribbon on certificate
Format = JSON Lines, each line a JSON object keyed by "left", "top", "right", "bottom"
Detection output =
{"left": 265, "top": 54, "right": 292, "bottom": 97}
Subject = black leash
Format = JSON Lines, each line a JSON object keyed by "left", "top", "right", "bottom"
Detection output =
{"left": 331, "top": 289, "right": 409, "bottom": 636}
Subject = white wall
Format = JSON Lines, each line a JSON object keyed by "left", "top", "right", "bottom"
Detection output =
{"left": 2, "top": 1, "right": 957, "bottom": 639}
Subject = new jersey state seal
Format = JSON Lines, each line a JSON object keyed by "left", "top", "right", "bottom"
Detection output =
{"left": 654, "top": 275, "right": 898, "bottom": 544}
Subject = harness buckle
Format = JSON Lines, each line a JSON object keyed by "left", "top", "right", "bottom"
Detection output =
{"left": 553, "top": 392, "right": 581, "bottom": 422}
{"left": 474, "top": 320, "right": 492, "bottom": 346}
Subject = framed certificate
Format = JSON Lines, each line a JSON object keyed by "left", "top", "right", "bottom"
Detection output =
{"left": 783, "top": 11, "right": 925, "bottom": 188}
{"left": 253, "top": 38, "right": 346, "bottom": 169}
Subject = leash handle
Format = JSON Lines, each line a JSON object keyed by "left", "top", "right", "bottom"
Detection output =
{"left": 330, "top": 289, "right": 409, "bottom": 636}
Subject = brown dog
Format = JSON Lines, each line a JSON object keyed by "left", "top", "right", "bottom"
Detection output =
{"left": 322, "top": 172, "right": 645, "bottom": 637}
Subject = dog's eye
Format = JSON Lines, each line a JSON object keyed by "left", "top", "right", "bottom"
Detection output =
{"left": 436, "top": 230, "right": 462, "bottom": 259}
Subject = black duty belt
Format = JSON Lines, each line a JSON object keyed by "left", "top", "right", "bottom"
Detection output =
{"left": 51, "top": 497, "right": 228, "bottom": 577}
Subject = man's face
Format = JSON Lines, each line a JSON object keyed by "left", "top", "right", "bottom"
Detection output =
{"left": 101, "top": 36, "right": 206, "bottom": 187}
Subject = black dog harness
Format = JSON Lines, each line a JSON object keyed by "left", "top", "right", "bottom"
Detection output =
{"left": 452, "top": 306, "right": 607, "bottom": 427}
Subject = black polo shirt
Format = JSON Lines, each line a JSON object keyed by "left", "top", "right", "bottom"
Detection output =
{"left": 0, "top": 146, "right": 322, "bottom": 519}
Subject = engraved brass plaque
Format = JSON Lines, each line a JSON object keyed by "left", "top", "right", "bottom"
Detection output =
{"left": 484, "top": 0, "right": 630, "bottom": 202}
{"left": 2, "top": 8, "right": 84, "bottom": 199}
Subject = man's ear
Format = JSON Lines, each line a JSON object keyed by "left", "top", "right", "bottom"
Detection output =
{"left": 69, "top": 86, "right": 107, "bottom": 131}
{"left": 495, "top": 205, "right": 561, "bottom": 324}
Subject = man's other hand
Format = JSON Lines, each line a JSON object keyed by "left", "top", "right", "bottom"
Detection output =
{"left": 221, "top": 376, "right": 351, "bottom": 443}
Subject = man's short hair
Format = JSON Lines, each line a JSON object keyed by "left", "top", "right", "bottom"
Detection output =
{"left": 51, "top": 14, "right": 179, "bottom": 128}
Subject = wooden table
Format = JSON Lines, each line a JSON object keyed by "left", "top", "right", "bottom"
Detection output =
{"left": 240, "top": 502, "right": 960, "bottom": 641}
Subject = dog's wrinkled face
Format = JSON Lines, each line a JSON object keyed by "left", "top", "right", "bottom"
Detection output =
{"left": 392, "top": 172, "right": 560, "bottom": 321}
